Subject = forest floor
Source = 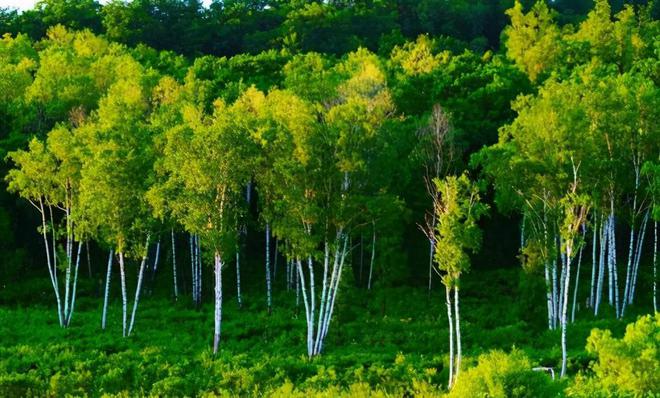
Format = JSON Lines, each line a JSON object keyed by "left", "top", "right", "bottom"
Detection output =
{"left": 0, "top": 267, "right": 649, "bottom": 396}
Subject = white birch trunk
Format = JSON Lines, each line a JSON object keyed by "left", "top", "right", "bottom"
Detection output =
{"left": 65, "top": 241, "right": 82, "bottom": 326}
{"left": 39, "top": 200, "right": 63, "bottom": 326}
{"left": 608, "top": 214, "right": 620, "bottom": 318}
{"left": 571, "top": 226, "right": 586, "bottom": 323}
{"left": 454, "top": 286, "right": 462, "bottom": 383}
{"left": 589, "top": 217, "right": 598, "bottom": 309}
{"left": 595, "top": 220, "right": 607, "bottom": 316}
{"left": 236, "top": 247, "right": 242, "bottom": 309}
{"left": 545, "top": 260, "right": 553, "bottom": 329}
{"left": 313, "top": 240, "right": 330, "bottom": 355}
{"left": 128, "top": 235, "right": 151, "bottom": 336}
{"left": 119, "top": 252, "right": 128, "bottom": 337}
{"left": 321, "top": 234, "right": 349, "bottom": 345}
{"left": 102, "top": 250, "right": 113, "bottom": 329}
{"left": 445, "top": 284, "right": 454, "bottom": 389}
{"left": 213, "top": 252, "right": 223, "bottom": 354}
{"left": 86, "top": 241, "right": 92, "bottom": 278}
{"left": 172, "top": 229, "right": 178, "bottom": 300}
{"left": 560, "top": 244, "right": 573, "bottom": 378}
{"left": 307, "top": 256, "right": 316, "bottom": 356}
{"left": 296, "top": 259, "right": 313, "bottom": 357}
{"left": 265, "top": 223, "right": 272, "bottom": 314}
{"left": 190, "top": 234, "right": 195, "bottom": 303}
{"left": 629, "top": 210, "right": 649, "bottom": 306}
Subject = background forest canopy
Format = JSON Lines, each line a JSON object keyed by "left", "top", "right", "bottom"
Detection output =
{"left": 0, "top": 0, "right": 659, "bottom": 397}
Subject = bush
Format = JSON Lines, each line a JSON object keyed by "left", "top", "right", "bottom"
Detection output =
{"left": 567, "top": 313, "right": 660, "bottom": 397}
{"left": 448, "top": 349, "right": 560, "bottom": 398}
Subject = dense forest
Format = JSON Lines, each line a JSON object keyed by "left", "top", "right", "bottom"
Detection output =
{"left": 0, "top": 0, "right": 658, "bottom": 396}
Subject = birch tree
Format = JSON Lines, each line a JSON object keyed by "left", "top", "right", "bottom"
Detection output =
{"left": 432, "top": 173, "right": 487, "bottom": 389}
{"left": 148, "top": 88, "right": 255, "bottom": 354}
{"left": 77, "top": 63, "right": 156, "bottom": 337}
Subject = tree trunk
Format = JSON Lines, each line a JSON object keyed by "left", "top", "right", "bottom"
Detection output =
{"left": 213, "top": 252, "right": 223, "bottom": 354}
{"left": 307, "top": 256, "right": 316, "bottom": 356}
{"left": 629, "top": 210, "right": 649, "bottom": 306}
{"left": 589, "top": 217, "right": 598, "bottom": 309}
{"left": 236, "top": 247, "right": 242, "bottom": 309}
{"left": 560, "top": 246, "right": 573, "bottom": 378}
{"left": 102, "top": 250, "right": 113, "bottom": 330}
{"left": 119, "top": 252, "right": 128, "bottom": 337}
{"left": 608, "top": 214, "right": 619, "bottom": 318}
{"left": 595, "top": 219, "right": 607, "bottom": 316}
{"left": 445, "top": 284, "right": 454, "bottom": 389}
{"left": 265, "top": 223, "right": 272, "bottom": 314}
{"left": 39, "top": 200, "right": 63, "bottom": 327}
{"left": 128, "top": 235, "right": 151, "bottom": 336}
{"left": 571, "top": 226, "right": 586, "bottom": 322}
{"left": 368, "top": 222, "right": 376, "bottom": 290}
{"left": 65, "top": 241, "right": 83, "bottom": 327}
{"left": 653, "top": 221, "right": 657, "bottom": 313}
{"left": 314, "top": 241, "right": 330, "bottom": 355}
{"left": 296, "top": 259, "right": 313, "bottom": 357}
{"left": 454, "top": 286, "right": 462, "bottom": 384}
{"left": 172, "top": 229, "right": 178, "bottom": 300}
{"left": 86, "top": 241, "right": 92, "bottom": 279}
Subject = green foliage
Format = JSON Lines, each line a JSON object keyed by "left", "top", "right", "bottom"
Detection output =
{"left": 433, "top": 173, "right": 487, "bottom": 286}
{"left": 449, "top": 349, "right": 560, "bottom": 398}
{"left": 568, "top": 313, "right": 660, "bottom": 397}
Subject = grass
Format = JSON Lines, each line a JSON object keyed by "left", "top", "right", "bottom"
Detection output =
{"left": 0, "top": 267, "right": 650, "bottom": 396}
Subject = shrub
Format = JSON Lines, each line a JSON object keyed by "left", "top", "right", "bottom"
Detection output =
{"left": 567, "top": 313, "right": 660, "bottom": 397}
{"left": 448, "top": 349, "right": 559, "bottom": 398}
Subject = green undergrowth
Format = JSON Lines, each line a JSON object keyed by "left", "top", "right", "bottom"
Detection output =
{"left": 0, "top": 268, "right": 654, "bottom": 396}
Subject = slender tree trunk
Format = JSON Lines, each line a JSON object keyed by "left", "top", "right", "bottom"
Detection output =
{"left": 622, "top": 221, "right": 636, "bottom": 316}
{"left": 172, "top": 229, "right": 178, "bottom": 300}
{"left": 128, "top": 235, "right": 151, "bottom": 336}
{"left": 265, "top": 223, "right": 272, "bottom": 314}
{"left": 197, "top": 235, "right": 202, "bottom": 305}
{"left": 454, "top": 286, "right": 462, "bottom": 384}
{"left": 190, "top": 234, "right": 195, "bottom": 304}
{"left": 39, "top": 201, "right": 63, "bottom": 327}
{"left": 653, "top": 221, "right": 657, "bottom": 313}
{"left": 589, "top": 217, "right": 598, "bottom": 309}
{"left": 428, "top": 212, "right": 436, "bottom": 294}
{"left": 295, "top": 262, "right": 300, "bottom": 308}
{"left": 314, "top": 240, "right": 330, "bottom": 355}
{"left": 86, "top": 241, "right": 92, "bottom": 278}
{"left": 560, "top": 245, "right": 573, "bottom": 378}
{"left": 552, "top": 243, "right": 559, "bottom": 329}
{"left": 213, "top": 252, "right": 223, "bottom": 354}
{"left": 65, "top": 241, "right": 83, "bottom": 326}
{"left": 321, "top": 234, "right": 349, "bottom": 346}
{"left": 296, "top": 259, "right": 313, "bottom": 357}
{"left": 571, "top": 226, "right": 586, "bottom": 323}
{"left": 609, "top": 213, "right": 620, "bottom": 318}
{"left": 368, "top": 222, "right": 376, "bottom": 291}
{"left": 151, "top": 238, "right": 161, "bottom": 287}
{"left": 102, "top": 250, "right": 113, "bottom": 330}
{"left": 629, "top": 211, "right": 649, "bottom": 306}
{"left": 119, "top": 252, "right": 128, "bottom": 337}
{"left": 445, "top": 284, "right": 454, "bottom": 389}
{"left": 236, "top": 247, "right": 242, "bottom": 309}
{"left": 545, "top": 260, "right": 553, "bottom": 329}
{"left": 595, "top": 220, "right": 607, "bottom": 316}
{"left": 307, "top": 256, "right": 316, "bottom": 356}
{"left": 63, "top": 209, "right": 72, "bottom": 324}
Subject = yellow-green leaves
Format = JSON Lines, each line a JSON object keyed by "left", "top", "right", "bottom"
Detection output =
{"left": 433, "top": 173, "right": 487, "bottom": 286}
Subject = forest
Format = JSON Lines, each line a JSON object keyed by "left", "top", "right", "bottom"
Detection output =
{"left": 0, "top": 0, "right": 658, "bottom": 396}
